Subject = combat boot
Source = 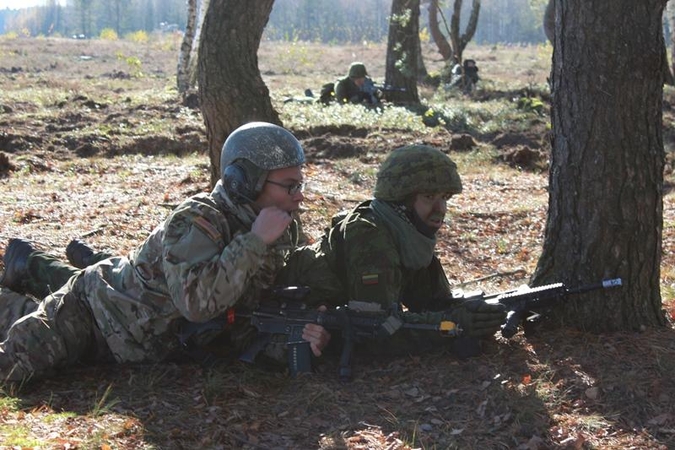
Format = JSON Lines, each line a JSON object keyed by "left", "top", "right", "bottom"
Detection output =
{"left": 0, "top": 238, "right": 36, "bottom": 293}
{"left": 65, "top": 239, "right": 95, "bottom": 269}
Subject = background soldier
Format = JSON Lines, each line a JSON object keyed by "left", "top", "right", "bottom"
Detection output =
{"left": 334, "top": 62, "right": 381, "bottom": 105}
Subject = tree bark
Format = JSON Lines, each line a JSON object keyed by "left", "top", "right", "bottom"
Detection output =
{"left": 198, "top": 0, "right": 281, "bottom": 186}
{"left": 532, "top": 0, "right": 666, "bottom": 331}
{"left": 384, "top": 0, "right": 421, "bottom": 103}
{"left": 543, "top": 0, "right": 554, "bottom": 43}
{"left": 177, "top": 0, "right": 198, "bottom": 95}
{"left": 428, "top": 0, "right": 453, "bottom": 61}
{"left": 449, "top": 0, "right": 480, "bottom": 64}
{"left": 545, "top": 0, "right": 672, "bottom": 85}
{"left": 428, "top": 0, "right": 480, "bottom": 64}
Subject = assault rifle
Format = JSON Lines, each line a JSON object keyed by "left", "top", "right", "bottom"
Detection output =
{"left": 362, "top": 78, "right": 406, "bottom": 104}
{"left": 237, "top": 286, "right": 458, "bottom": 380}
{"left": 181, "top": 279, "right": 622, "bottom": 379}
{"left": 454, "top": 277, "right": 623, "bottom": 338}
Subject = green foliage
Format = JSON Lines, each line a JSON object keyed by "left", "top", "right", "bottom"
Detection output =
{"left": 419, "top": 26, "right": 430, "bottom": 43}
{"left": 516, "top": 96, "right": 545, "bottom": 116}
{"left": 278, "top": 101, "right": 431, "bottom": 133}
{"left": 0, "top": 423, "right": 42, "bottom": 447}
{"left": 390, "top": 8, "right": 412, "bottom": 28}
{"left": 125, "top": 30, "right": 149, "bottom": 43}
{"left": 100, "top": 28, "right": 119, "bottom": 41}
{"left": 115, "top": 51, "right": 143, "bottom": 78}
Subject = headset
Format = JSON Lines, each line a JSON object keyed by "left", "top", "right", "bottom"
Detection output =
{"left": 222, "top": 160, "right": 266, "bottom": 204}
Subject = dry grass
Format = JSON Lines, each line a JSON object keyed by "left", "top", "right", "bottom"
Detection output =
{"left": 0, "top": 35, "right": 674, "bottom": 449}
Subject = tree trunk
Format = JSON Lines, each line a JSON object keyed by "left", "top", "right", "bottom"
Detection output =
{"left": 449, "top": 0, "right": 480, "bottom": 63}
{"left": 532, "top": 0, "right": 666, "bottom": 331}
{"left": 428, "top": 0, "right": 480, "bottom": 71}
{"left": 416, "top": 30, "right": 428, "bottom": 81}
{"left": 198, "top": 0, "right": 281, "bottom": 187}
{"left": 543, "top": 0, "right": 554, "bottom": 43}
{"left": 428, "top": 0, "right": 453, "bottom": 61}
{"left": 384, "top": 0, "right": 421, "bottom": 103}
{"left": 177, "top": 0, "right": 198, "bottom": 95}
{"left": 189, "top": 0, "right": 210, "bottom": 89}
{"left": 545, "top": 0, "right": 672, "bottom": 85}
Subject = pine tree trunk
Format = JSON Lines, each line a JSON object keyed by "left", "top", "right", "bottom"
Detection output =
{"left": 532, "top": 0, "right": 667, "bottom": 331}
{"left": 198, "top": 0, "right": 281, "bottom": 186}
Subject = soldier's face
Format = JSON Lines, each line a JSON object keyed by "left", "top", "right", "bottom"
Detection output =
{"left": 255, "top": 166, "right": 305, "bottom": 212}
{"left": 412, "top": 192, "right": 451, "bottom": 230}
{"left": 353, "top": 77, "right": 366, "bottom": 87}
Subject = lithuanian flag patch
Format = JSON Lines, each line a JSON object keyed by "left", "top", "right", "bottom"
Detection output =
{"left": 361, "top": 273, "right": 379, "bottom": 285}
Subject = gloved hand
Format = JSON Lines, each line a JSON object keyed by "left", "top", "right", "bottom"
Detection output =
{"left": 447, "top": 299, "right": 507, "bottom": 338}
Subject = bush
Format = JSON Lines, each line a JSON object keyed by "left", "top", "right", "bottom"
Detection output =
{"left": 100, "top": 28, "right": 119, "bottom": 41}
{"left": 125, "top": 30, "right": 149, "bottom": 44}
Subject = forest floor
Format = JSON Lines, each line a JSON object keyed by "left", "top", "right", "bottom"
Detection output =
{"left": 1, "top": 35, "right": 675, "bottom": 449}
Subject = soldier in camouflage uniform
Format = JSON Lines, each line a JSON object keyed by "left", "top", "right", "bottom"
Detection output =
{"left": 277, "top": 145, "right": 506, "bottom": 354}
{"left": 0, "top": 122, "right": 330, "bottom": 382}
{"left": 334, "top": 62, "right": 380, "bottom": 105}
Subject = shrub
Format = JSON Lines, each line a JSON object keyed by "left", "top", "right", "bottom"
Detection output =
{"left": 100, "top": 28, "right": 119, "bottom": 41}
{"left": 126, "top": 30, "right": 149, "bottom": 44}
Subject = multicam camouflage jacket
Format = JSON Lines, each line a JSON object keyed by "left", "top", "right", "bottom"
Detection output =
{"left": 78, "top": 180, "right": 303, "bottom": 363}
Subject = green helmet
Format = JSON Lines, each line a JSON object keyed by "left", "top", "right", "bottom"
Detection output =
{"left": 220, "top": 122, "right": 305, "bottom": 202}
{"left": 374, "top": 145, "right": 462, "bottom": 201}
{"left": 348, "top": 62, "right": 368, "bottom": 78}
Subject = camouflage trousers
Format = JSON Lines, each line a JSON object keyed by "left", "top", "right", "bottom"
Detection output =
{"left": 23, "top": 249, "right": 111, "bottom": 299}
{"left": 0, "top": 251, "right": 112, "bottom": 382}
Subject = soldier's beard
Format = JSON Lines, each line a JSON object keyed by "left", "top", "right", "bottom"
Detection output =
{"left": 411, "top": 210, "right": 443, "bottom": 238}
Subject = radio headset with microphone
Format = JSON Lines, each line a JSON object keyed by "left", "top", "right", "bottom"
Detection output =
{"left": 222, "top": 160, "right": 266, "bottom": 204}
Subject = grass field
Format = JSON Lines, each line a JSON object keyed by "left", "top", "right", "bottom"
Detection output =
{"left": 0, "top": 34, "right": 675, "bottom": 449}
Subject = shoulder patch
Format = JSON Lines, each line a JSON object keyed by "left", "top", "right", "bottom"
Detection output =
{"left": 361, "top": 273, "right": 379, "bottom": 285}
{"left": 192, "top": 216, "right": 223, "bottom": 244}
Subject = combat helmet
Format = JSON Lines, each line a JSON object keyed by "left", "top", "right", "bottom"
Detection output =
{"left": 220, "top": 122, "right": 305, "bottom": 203}
{"left": 348, "top": 62, "right": 368, "bottom": 79}
{"left": 374, "top": 145, "right": 462, "bottom": 201}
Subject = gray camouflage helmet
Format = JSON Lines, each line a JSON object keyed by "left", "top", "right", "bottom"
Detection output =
{"left": 221, "top": 121, "right": 305, "bottom": 171}
{"left": 348, "top": 62, "right": 368, "bottom": 78}
{"left": 374, "top": 145, "right": 462, "bottom": 201}
{"left": 220, "top": 122, "right": 305, "bottom": 202}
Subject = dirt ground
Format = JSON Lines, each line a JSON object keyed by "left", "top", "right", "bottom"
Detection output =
{"left": 0, "top": 36, "right": 675, "bottom": 449}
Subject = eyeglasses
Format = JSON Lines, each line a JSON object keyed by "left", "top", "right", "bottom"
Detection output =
{"left": 265, "top": 179, "right": 305, "bottom": 195}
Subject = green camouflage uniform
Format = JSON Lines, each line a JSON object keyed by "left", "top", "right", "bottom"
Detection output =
{"left": 277, "top": 200, "right": 460, "bottom": 356}
{"left": 277, "top": 145, "right": 472, "bottom": 356}
{"left": 278, "top": 200, "right": 452, "bottom": 312}
{"left": 334, "top": 76, "right": 374, "bottom": 104}
{"left": 334, "top": 62, "right": 378, "bottom": 105}
{"left": 0, "top": 181, "right": 302, "bottom": 381}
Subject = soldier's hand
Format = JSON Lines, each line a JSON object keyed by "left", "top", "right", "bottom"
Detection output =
{"left": 252, "top": 207, "right": 292, "bottom": 245}
{"left": 448, "top": 299, "right": 506, "bottom": 338}
{"left": 302, "top": 306, "right": 331, "bottom": 357}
